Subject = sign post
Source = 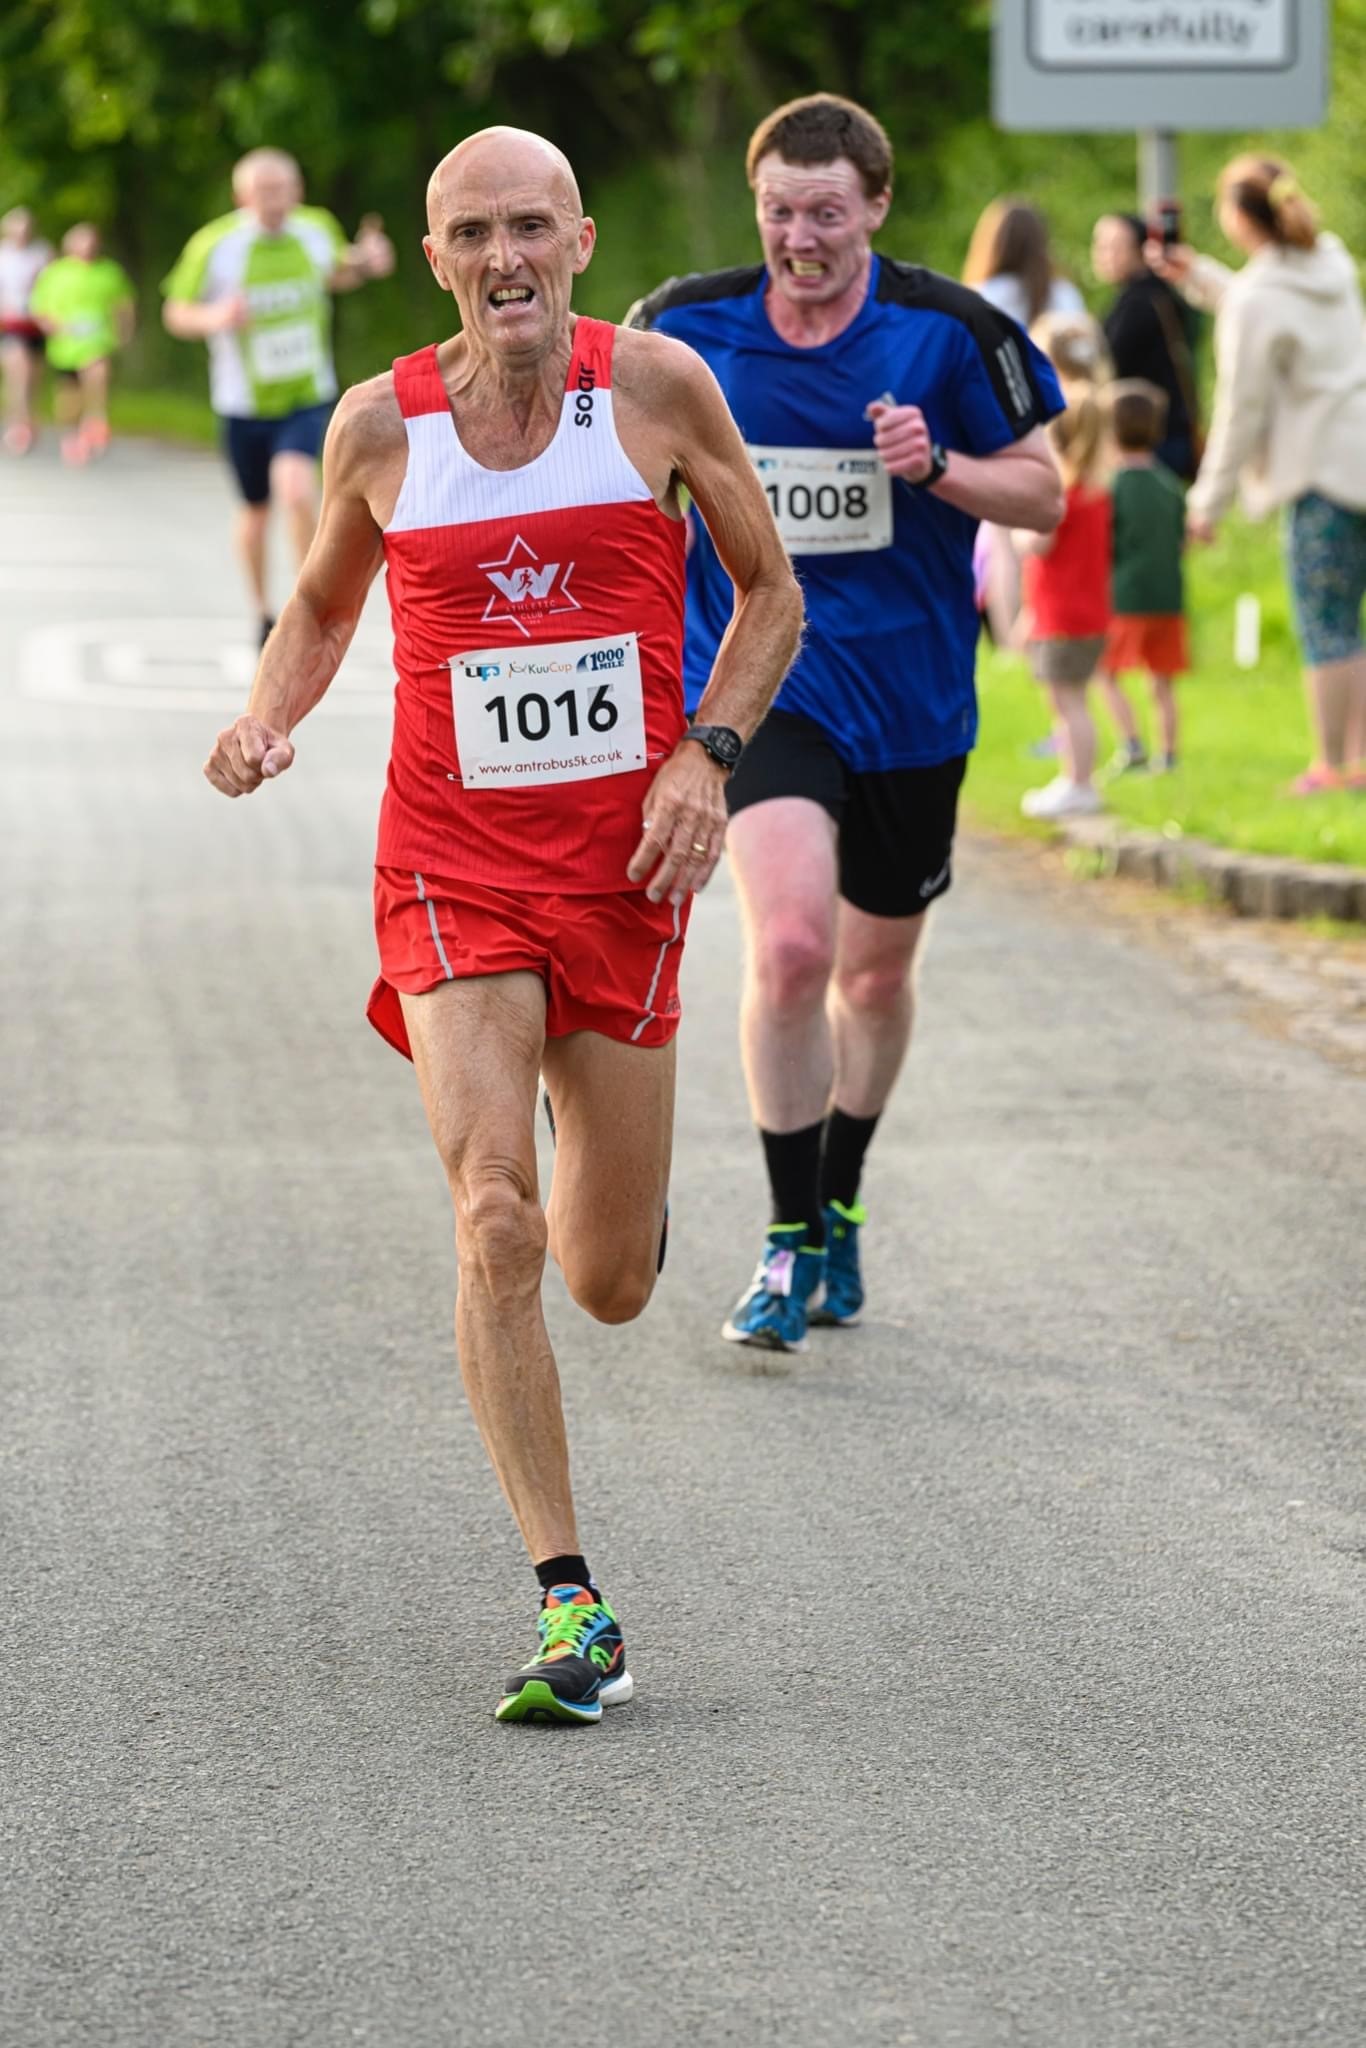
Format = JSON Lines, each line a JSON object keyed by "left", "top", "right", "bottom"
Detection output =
{"left": 994, "top": 1, "right": 1328, "bottom": 152}
{"left": 1139, "top": 129, "right": 1179, "bottom": 212}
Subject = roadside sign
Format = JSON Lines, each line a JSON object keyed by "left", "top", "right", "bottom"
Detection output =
{"left": 994, "top": 0, "right": 1328, "bottom": 130}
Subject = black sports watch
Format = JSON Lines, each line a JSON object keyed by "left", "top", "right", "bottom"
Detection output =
{"left": 914, "top": 441, "right": 950, "bottom": 488}
{"left": 683, "top": 723, "right": 744, "bottom": 774}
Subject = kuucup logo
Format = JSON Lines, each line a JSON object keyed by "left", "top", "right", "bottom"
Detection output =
{"left": 478, "top": 532, "right": 581, "bottom": 639}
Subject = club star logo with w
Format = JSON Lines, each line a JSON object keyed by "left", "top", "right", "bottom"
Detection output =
{"left": 478, "top": 533, "right": 580, "bottom": 639}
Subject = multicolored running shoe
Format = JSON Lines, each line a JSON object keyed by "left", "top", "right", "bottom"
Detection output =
{"left": 494, "top": 1586, "right": 633, "bottom": 1725}
{"left": 721, "top": 1224, "right": 826, "bottom": 1352}
{"left": 542, "top": 1087, "right": 669, "bottom": 1274}
{"left": 809, "top": 1199, "right": 866, "bottom": 1326}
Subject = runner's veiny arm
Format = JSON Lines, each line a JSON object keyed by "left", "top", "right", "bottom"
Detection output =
{"left": 203, "top": 383, "right": 389, "bottom": 797}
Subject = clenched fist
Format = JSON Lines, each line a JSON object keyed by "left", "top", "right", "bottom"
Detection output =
{"left": 866, "top": 399, "right": 935, "bottom": 484}
{"left": 204, "top": 715, "right": 295, "bottom": 798}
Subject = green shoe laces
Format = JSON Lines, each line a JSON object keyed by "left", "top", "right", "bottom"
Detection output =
{"left": 535, "top": 1599, "right": 609, "bottom": 1661}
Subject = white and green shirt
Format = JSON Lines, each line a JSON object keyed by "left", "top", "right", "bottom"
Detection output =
{"left": 162, "top": 207, "right": 348, "bottom": 419}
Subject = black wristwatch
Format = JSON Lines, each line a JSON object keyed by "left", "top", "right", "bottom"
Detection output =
{"left": 915, "top": 442, "right": 950, "bottom": 488}
{"left": 683, "top": 724, "right": 744, "bottom": 774}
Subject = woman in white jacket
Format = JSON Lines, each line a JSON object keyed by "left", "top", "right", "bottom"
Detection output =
{"left": 1159, "top": 156, "right": 1366, "bottom": 794}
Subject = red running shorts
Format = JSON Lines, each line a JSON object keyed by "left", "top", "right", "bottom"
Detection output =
{"left": 368, "top": 866, "right": 691, "bottom": 1062}
{"left": 1103, "top": 613, "right": 1190, "bottom": 676}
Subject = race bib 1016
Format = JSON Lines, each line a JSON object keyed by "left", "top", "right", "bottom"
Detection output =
{"left": 248, "top": 319, "right": 323, "bottom": 384}
{"left": 450, "top": 633, "right": 647, "bottom": 789}
{"left": 748, "top": 445, "right": 893, "bottom": 555}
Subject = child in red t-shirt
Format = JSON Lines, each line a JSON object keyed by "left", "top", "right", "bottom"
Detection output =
{"left": 1016, "top": 316, "right": 1113, "bottom": 820}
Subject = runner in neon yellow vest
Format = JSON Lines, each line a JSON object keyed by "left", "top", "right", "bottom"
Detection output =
{"left": 29, "top": 223, "right": 134, "bottom": 465}
{"left": 163, "top": 148, "right": 394, "bottom": 643}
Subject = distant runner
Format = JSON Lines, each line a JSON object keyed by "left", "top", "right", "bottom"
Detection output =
{"left": 630, "top": 93, "right": 1064, "bottom": 1352}
{"left": 203, "top": 128, "right": 800, "bottom": 1724}
{"left": 28, "top": 224, "right": 135, "bottom": 465}
{"left": 163, "top": 148, "right": 395, "bottom": 645}
{"left": 0, "top": 206, "right": 52, "bottom": 456}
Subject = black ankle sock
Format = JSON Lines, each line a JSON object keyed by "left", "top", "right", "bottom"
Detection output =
{"left": 760, "top": 1121, "right": 825, "bottom": 1248}
{"left": 822, "top": 1109, "right": 880, "bottom": 1210}
{"left": 536, "top": 1554, "right": 594, "bottom": 1599}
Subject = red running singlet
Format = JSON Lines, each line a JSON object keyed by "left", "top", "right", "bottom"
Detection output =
{"left": 377, "top": 318, "right": 688, "bottom": 892}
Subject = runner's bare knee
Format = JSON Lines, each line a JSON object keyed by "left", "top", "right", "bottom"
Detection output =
{"left": 453, "top": 1159, "right": 547, "bottom": 1305}
{"left": 563, "top": 1251, "right": 656, "bottom": 1327}
{"left": 834, "top": 958, "right": 913, "bottom": 1021}
{"left": 754, "top": 917, "right": 834, "bottom": 1012}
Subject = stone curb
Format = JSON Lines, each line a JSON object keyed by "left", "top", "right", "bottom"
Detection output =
{"left": 1055, "top": 816, "right": 1366, "bottom": 922}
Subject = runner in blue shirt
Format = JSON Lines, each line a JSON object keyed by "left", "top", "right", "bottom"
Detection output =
{"left": 629, "top": 93, "right": 1064, "bottom": 1352}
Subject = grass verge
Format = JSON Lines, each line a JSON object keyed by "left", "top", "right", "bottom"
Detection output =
{"left": 968, "top": 513, "right": 1366, "bottom": 870}
{"left": 109, "top": 387, "right": 217, "bottom": 447}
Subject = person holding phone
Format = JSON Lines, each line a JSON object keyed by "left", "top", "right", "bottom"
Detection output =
{"left": 1153, "top": 156, "right": 1366, "bottom": 794}
{"left": 1091, "top": 208, "right": 1200, "bottom": 482}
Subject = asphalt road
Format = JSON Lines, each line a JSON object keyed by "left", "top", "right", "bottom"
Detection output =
{"left": 3, "top": 436, "right": 1365, "bottom": 2048}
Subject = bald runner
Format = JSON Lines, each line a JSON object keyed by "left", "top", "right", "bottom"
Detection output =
{"left": 163, "top": 147, "right": 395, "bottom": 644}
{"left": 203, "top": 128, "right": 802, "bottom": 1724}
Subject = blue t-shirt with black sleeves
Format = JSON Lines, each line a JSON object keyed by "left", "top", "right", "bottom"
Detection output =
{"left": 628, "top": 256, "right": 1064, "bottom": 772}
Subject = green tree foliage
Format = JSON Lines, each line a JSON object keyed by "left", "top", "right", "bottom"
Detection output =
{"left": 1, "top": 0, "right": 1360, "bottom": 400}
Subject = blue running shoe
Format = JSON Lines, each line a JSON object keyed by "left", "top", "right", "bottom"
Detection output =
{"left": 495, "top": 1585, "right": 633, "bottom": 1725}
{"left": 809, "top": 1199, "right": 866, "bottom": 1326}
{"left": 721, "top": 1225, "right": 826, "bottom": 1352}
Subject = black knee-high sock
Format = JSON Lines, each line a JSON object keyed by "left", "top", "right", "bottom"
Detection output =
{"left": 821, "top": 1109, "right": 881, "bottom": 1210}
{"left": 760, "top": 1122, "right": 825, "bottom": 1248}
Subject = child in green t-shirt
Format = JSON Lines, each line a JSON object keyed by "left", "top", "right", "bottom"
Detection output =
{"left": 28, "top": 223, "right": 135, "bottom": 464}
{"left": 1099, "top": 380, "right": 1190, "bottom": 774}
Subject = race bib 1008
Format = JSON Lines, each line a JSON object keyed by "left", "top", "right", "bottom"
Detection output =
{"left": 748, "top": 445, "right": 893, "bottom": 555}
{"left": 248, "top": 319, "right": 323, "bottom": 383}
{"left": 450, "top": 633, "right": 647, "bottom": 789}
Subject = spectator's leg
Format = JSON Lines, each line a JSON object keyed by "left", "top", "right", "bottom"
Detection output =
{"left": 1048, "top": 680, "right": 1096, "bottom": 787}
{"left": 1348, "top": 660, "right": 1366, "bottom": 769}
{"left": 1149, "top": 673, "right": 1178, "bottom": 762}
{"left": 1304, "top": 657, "right": 1363, "bottom": 772}
{"left": 1098, "top": 671, "right": 1142, "bottom": 753}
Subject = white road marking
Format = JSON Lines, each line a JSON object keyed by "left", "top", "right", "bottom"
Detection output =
{"left": 0, "top": 566, "right": 165, "bottom": 594}
{"left": 18, "top": 617, "right": 394, "bottom": 713}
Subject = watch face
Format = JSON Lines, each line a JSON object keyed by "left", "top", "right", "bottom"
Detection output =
{"left": 711, "top": 727, "right": 743, "bottom": 765}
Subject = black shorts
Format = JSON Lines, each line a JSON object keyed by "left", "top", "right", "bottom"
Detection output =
{"left": 726, "top": 711, "right": 967, "bottom": 919}
{"left": 222, "top": 402, "right": 333, "bottom": 506}
{"left": 0, "top": 325, "right": 44, "bottom": 357}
